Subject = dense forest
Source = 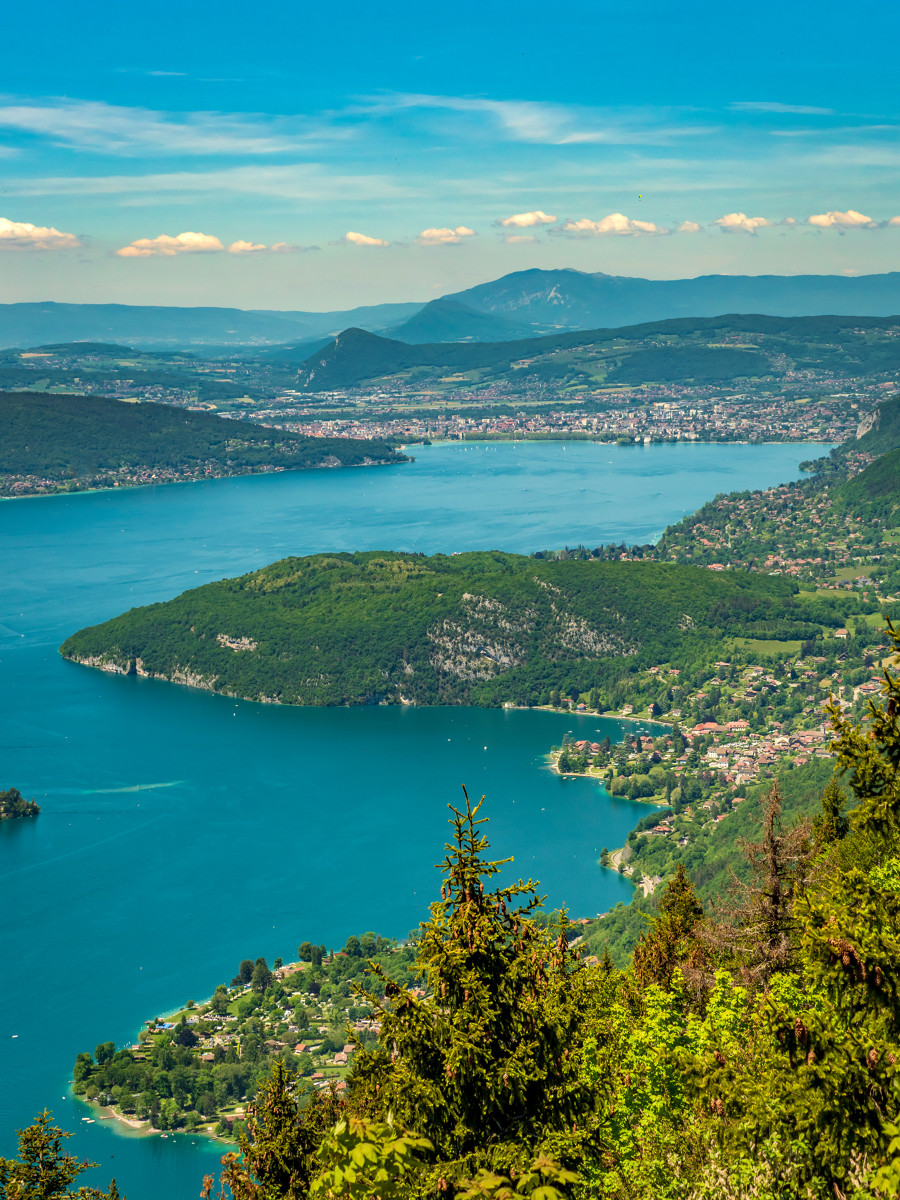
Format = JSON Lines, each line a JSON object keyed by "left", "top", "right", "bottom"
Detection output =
{"left": 11, "top": 645, "right": 900, "bottom": 1198}
{"left": 59, "top": 552, "right": 804, "bottom": 707}
{"left": 0, "top": 392, "right": 406, "bottom": 493}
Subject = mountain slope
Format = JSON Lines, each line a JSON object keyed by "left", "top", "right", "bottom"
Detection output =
{"left": 60, "top": 551, "right": 797, "bottom": 707}
{"left": 388, "top": 298, "right": 531, "bottom": 343}
{"left": 833, "top": 447, "right": 900, "bottom": 522}
{"left": 445, "top": 268, "right": 900, "bottom": 331}
{"left": 0, "top": 300, "right": 425, "bottom": 351}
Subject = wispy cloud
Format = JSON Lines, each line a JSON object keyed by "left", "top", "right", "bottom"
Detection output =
{"left": 676, "top": 220, "right": 702, "bottom": 233}
{"left": 504, "top": 234, "right": 537, "bottom": 244}
{"left": 730, "top": 101, "right": 835, "bottom": 116}
{"left": 0, "top": 96, "right": 332, "bottom": 157}
{"left": 361, "top": 93, "right": 714, "bottom": 146}
{"left": 0, "top": 215, "right": 81, "bottom": 250}
{"left": 4, "top": 163, "right": 411, "bottom": 203}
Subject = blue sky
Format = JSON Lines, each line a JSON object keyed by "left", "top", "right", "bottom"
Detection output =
{"left": 1, "top": 0, "right": 898, "bottom": 310}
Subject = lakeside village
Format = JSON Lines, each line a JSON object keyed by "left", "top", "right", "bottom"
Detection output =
{"left": 546, "top": 614, "right": 890, "bottom": 900}
{"left": 72, "top": 939, "right": 421, "bottom": 1140}
{"left": 248, "top": 379, "right": 877, "bottom": 447}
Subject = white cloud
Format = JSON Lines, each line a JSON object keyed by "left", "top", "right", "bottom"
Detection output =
{"left": 562, "top": 213, "right": 668, "bottom": 236}
{"left": 223, "top": 240, "right": 318, "bottom": 254}
{"left": 807, "top": 209, "right": 876, "bottom": 228}
{"left": 344, "top": 230, "right": 389, "bottom": 247}
{"left": 676, "top": 220, "right": 702, "bottom": 233}
{"left": 116, "top": 231, "right": 225, "bottom": 257}
{"left": 712, "top": 212, "right": 771, "bottom": 234}
{"left": 498, "top": 210, "right": 557, "bottom": 228}
{"left": 416, "top": 225, "right": 476, "bottom": 245}
{"left": 228, "top": 240, "right": 267, "bottom": 254}
{"left": 730, "top": 101, "right": 834, "bottom": 115}
{"left": 504, "top": 234, "right": 537, "bottom": 244}
{"left": 0, "top": 216, "right": 81, "bottom": 250}
{"left": 889, "top": 216, "right": 900, "bottom": 227}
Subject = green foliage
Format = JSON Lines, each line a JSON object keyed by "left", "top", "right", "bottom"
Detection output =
{"left": 833, "top": 447, "right": 900, "bottom": 523}
{"left": 0, "top": 787, "right": 39, "bottom": 820}
{"left": 456, "top": 1155, "right": 579, "bottom": 1199}
{"left": 0, "top": 1110, "right": 122, "bottom": 1199}
{"left": 349, "top": 791, "right": 590, "bottom": 1187}
{"left": 310, "top": 1117, "right": 432, "bottom": 1198}
{"left": 202, "top": 1062, "right": 344, "bottom": 1200}
{"left": 60, "top": 551, "right": 798, "bottom": 709}
{"left": 0, "top": 391, "right": 405, "bottom": 490}
{"left": 631, "top": 865, "right": 705, "bottom": 991}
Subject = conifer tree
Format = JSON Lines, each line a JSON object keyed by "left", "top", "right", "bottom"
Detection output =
{"left": 202, "top": 1062, "right": 344, "bottom": 1200}
{"left": 349, "top": 790, "right": 591, "bottom": 1187}
{"left": 0, "top": 1110, "right": 122, "bottom": 1199}
{"left": 631, "top": 864, "right": 705, "bottom": 992}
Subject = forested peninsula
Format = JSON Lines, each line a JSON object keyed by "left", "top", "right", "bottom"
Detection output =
{"left": 59, "top": 554, "right": 802, "bottom": 707}
{"left": 0, "top": 391, "right": 408, "bottom": 497}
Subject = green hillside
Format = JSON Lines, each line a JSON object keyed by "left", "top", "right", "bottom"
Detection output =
{"left": 855, "top": 393, "right": 900, "bottom": 455}
{"left": 834, "top": 446, "right": 900, "bottom": 522}
{"left": 61, "top": 551, "right": 799, "bottom": 707}
{"left": 294, "top": 312, "right": 900, "bottom": 393}
{"left": 0, "top": 392, "right": 406, "bottom": 492}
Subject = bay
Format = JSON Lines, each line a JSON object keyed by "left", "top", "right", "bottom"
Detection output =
{"left": 0, "top": 439, "right": 827, "bottom": 1197}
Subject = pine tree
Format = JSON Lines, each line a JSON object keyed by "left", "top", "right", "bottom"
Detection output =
{"left": 631, "top": 864, "right": 705, "bottom": 993}
{"left": 0, "top": 1110, "right": 122, "bottom": 1199}
{"left": 349, "top": 790, "right": 590, "bottom": 1188}
{"left": 705, "top": 784, "right": 811, "bottom": 988}
{"left": 202, "top": 1061, "right": 344, "bottom": 1200}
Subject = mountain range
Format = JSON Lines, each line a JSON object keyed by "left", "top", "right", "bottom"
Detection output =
{"left": 292, "top": 313, "right": 900, "bottom": 393}
{"left": 2, "top": 268, "right": 899, "bottom": 350}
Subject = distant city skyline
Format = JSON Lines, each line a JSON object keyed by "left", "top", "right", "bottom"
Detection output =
{"left": 0, "top": 0, "right": 897, "bottom": 309}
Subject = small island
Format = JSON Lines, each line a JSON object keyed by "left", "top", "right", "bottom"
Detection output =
{"left": 0, "top": 786, "right": 39, "bottom": 821}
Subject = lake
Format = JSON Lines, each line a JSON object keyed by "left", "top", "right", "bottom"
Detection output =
{"left": 0, "top": 439, "right": 827, "bottom": 1197}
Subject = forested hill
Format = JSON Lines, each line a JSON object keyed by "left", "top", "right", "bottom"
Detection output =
{"left": 293, "top": 312, "right": 900, "bottom": 392}
{"left": 60, "top": 552, "right": 799, "bottom": 707}
{"left": 0, "top": 392, "right": 407, "bottom": 496}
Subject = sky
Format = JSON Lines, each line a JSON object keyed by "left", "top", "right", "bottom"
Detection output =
{"left": 0, "top": 0, "right": 898, "bottom": 311}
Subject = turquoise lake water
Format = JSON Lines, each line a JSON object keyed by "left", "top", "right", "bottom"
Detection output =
{"left": 0, "top": 439, "right": 828, "bottom": 1197}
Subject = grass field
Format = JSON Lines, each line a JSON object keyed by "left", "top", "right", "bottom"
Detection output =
{"left": 732, "top": 637, "right": 803, "bottom": 656}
